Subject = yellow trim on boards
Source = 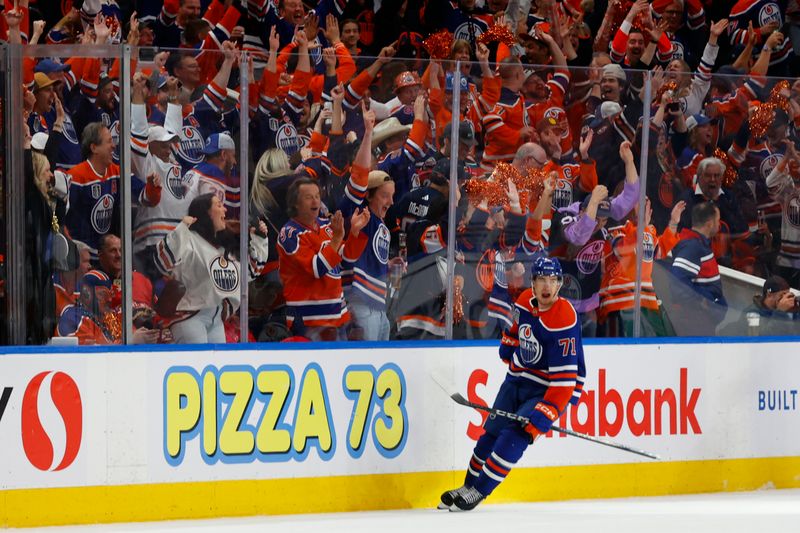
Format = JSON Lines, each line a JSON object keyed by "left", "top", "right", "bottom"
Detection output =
{"left": 2, "top": 457, "right": 800, "bottom": 528}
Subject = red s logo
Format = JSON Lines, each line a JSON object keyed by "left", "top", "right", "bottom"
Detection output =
{"left": 21, "top": 371, "right": 83, "bottom": 471}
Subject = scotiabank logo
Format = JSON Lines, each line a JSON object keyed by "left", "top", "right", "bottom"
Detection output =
{"left": 21, "top": 371, "right": 83, "bottom": 471}
{"left": 466, "top": 367, "right": 701, "bottom": 440}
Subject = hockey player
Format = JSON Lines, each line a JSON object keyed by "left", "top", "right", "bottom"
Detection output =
{"left": 440, "top": 256, "right": 585, "bottom": 511}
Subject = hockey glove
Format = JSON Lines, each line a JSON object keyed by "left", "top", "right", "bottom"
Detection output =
{"left": 525, "top": 402, "right": 559, "bottom": 443}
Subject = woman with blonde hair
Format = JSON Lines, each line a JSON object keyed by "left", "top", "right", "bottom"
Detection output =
{"left": 249, "top": 148, "right": 296, "bottom": 340}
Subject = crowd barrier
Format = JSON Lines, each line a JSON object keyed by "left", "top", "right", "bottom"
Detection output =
{"left": 1, "top": 338, "right": 799, "bottom": 527}
{"left": 2, "top": 43, "right": 799, "bottom": 346}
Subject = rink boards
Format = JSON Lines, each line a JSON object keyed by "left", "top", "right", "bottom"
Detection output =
{"left": 1, "top": 339, "right": 799, "bottom": 527}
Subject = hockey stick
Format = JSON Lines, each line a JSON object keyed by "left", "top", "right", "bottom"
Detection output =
{"left": 447, "top": 390, "right": 661, "bottom": 461}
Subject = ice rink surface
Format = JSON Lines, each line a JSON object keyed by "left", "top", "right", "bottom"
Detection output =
{"left": 16, "top": 489, "right": 800, "bottom": 533}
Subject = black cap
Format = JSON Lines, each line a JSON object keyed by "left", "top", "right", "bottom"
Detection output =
{"left": 580, "top": 195, "right": 612, "bottom": 218}
{"left": 774, "top": 108, "right": 790, "bottom": 128}
{"left": 442, "top": 120, "right": 478, "bottom": 147}
{"left": 430, "top": 157, "right": 466, "bottom": 185}
{"left": 762, "top": 275, "right": 790, "bottom": 298}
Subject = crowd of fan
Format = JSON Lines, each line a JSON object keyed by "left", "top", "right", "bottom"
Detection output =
{"left": 5, "top": 0, "right": 800, "bottom": 346}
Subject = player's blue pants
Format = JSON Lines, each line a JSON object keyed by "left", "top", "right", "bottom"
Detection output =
{"left": 463, "top": 377, "right": 543, "bottom": 497}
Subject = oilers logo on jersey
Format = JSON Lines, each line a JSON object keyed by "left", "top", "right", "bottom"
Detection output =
{"left": 454, "top": 22, "right": 483, "bottom": 41}
{"left": 179, "top": 126, "right": 205, "bottom": 165}
{"left": 109, "top": 120, "right": 120, "bottom": 150}
{"left": 552, "top": 178, "right": 573, "bottom": 209}
{"left": 91, "top": 194, "right": 114, "bottom": 234}
{"left": 165, "top": 165, "right": 186, "bottom": 199}
{"left": 517, "top": 323, "right": 543, "bottom": 365}
{"left": 642, "top": 231, "right": 656, "bottom": 261}
{"left": 62, "top": 115, "right": 79, "bottom": 145}
{"left": 276, "top": 123, "right": 299, "bottom": 154}
{"left": 493, "top": 250, "right": 508, "bottom": 289}
{"left": 576, "top": 240, "right": 605, "bottom": 275}
{"left": 788, "top": 196, "right": 800, "bottom": 227}
{"left": 759, "top": 3, "right": 781, "bottom": 27}
{"left": 559, "top": 273, "right": 582, "bottom": 301}
{"left": 672, "top": 41, "right": 685, "bottom": 61}
{"left": 372, "top": 225, "right": 391, "bottom": 264}
{"left": 760, "top": 153, "right": 783, "bottom": 180}
{"left": 544, "top": 107, "right": 569, "bottom": 139}
{"left": 209, "top": 256, "right": 239, "bottom": 292}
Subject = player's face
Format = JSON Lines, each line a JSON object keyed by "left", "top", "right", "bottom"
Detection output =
{"left": 208, "top": 196, "right": 227, "bottom": 232}
{"left": 533, "top": 275, "right": 561, "bottom": 309}
{"left": 369, "top": 181, "right": 395, "bottom": 219}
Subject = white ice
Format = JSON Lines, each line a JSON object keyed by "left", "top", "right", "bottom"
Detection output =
{"left": 16, "top": 489, "right": 800, "bottom": 533}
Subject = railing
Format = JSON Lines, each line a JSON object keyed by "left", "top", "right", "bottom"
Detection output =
{"left": 1, "top": 44, "right": 798, "bottom": 346}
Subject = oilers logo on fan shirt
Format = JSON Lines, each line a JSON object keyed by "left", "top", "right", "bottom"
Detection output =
{"left": 210, "top": 256, "right": 239, "bottom": 292}
{"left": 373, "top": 225, "right": 391, "bottom": 265}
{"left": 166, "top": 165, "right": 186, "bottom": 199}
{"left": 643, "top": 231, "right": 656, "bottom": 262}
{"left": 276, "top": 123, "right": 299, "bottom": 155}
{"left": 760, "top": 153, "right": 783, "bottom": 180}
{"left": 518, "top": 323, "right": 543, "bottom": 365}
{"left": 179, "top": 126, "right": 205, "bottom": 165}
{"left": 91, "top": 194, "right": 114, "bottom": 234}
{"left": 454, "top": 22, "right": 483, "bottom": 42}
{"left": 788, "top": 196, "right": 800, "bottom": 228}
{"left": 553, "top": 178, "right": 573, "bottom": 209}
{"left": 576, "top": 240, "right": 605, "bottom": 275}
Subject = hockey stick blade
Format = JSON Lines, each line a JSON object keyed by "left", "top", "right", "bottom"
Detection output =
{"left": 450, "top": 392, "right": 660, "bottom": 461}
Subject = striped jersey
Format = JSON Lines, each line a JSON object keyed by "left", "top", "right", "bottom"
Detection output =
{"left": 670, "top": 229, "right": 727, "bottom": 306}
{"left": 499, "top": 292, "right": 586, "bottom": 431}
{"left": 481, "top": 81, "right": 529, "bottom": 170}
{"left": 64, "top": 160, "right": 120, "bottom": 258}
{"left": 729, "top": 0, "right": 790, "bottom": 66}
{"left": 766, "top": 167, "right": 800, "bottom": 268}
{"left": 155, "top": 221, "right": 269, "bottom": 314}
{"left": 187, "top": 161, "right": 240, "bottom": 221}
{"left": 343, "top": 212, "right": 391, "bottom": 310}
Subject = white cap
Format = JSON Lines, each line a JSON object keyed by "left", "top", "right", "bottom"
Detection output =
{"left": 31, "top": 132, "right": 49, "bottom": 151}
{"left": 53, "top": 170, "right": 70, "bottom": 200}
{"left": 599, "top": 101, "right": 623, "bottom": 119}
{"left": 602, "top": 63, "right": 627, "bottom": 82}
{"left": 148, "top": 126, "right": 179, "bottom": 144}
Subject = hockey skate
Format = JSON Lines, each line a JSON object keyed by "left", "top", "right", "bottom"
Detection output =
{"left": 450, "top": 486, "right": 485, "bottom": 512}
{"left": 438, "top": 485, "right": 468, "bottom": 509}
